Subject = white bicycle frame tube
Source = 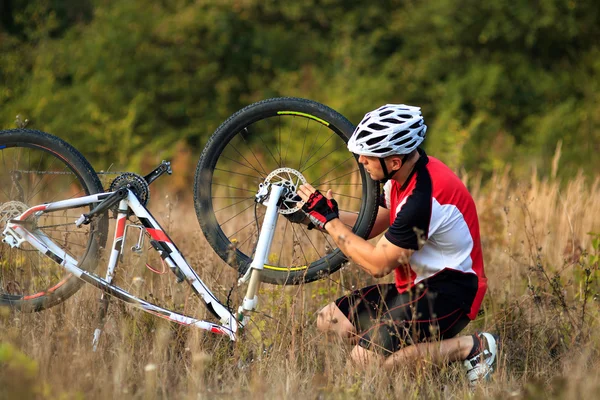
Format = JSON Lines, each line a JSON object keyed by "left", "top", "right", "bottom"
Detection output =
{"left": 3, "top": 187, "right": 286, "bottom": 341}
{"left": 92, "top": 199, "right": 129, "bottom": 351}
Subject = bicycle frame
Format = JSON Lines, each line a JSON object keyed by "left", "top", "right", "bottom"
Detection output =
{"left": 3, "top": 184, "right": 285, "bottom": 346}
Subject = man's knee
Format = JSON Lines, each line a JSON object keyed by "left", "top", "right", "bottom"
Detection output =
{"left": 317, "top": 303, "right": 337, "bottom": 332}
{"left": 316, "top": 302, "right": 353, "bottom": 334}
{"left": 349, "top": 345, "right": 384, "bottom": 368}
{"left": 350, "top": 345, "right": 366, "bottom": 364}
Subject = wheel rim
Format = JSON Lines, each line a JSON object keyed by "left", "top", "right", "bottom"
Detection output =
{"left": 0, "top": 143, "right": 94, "bottom": 301}
{"left": 204, "top": 110, "right": 369, "bottom": 275}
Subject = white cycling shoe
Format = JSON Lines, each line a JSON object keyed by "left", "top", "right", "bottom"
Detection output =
{"left": 463, "top": 332, "right": 500, "bottom": 385}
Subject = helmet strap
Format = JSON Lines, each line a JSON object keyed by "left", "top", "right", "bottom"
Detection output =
{"left": 378, "top": 153, "right": 410, "bottom": 184}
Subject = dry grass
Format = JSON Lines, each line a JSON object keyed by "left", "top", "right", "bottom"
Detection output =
{"left": 2, "top": 167, "right": 600, "bottom": 400}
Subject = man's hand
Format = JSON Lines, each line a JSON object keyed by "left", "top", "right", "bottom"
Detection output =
{"left": 281, "top": 193, "right": 313, "bottom": 226}
{"left": 283, "top": 210, "right": 310, "bottom": 224}
{"left": 297, "top": 184, "right": 339, "bottom": 229}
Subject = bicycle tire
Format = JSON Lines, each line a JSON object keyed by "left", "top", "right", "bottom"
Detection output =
{"left": 0, "top": 129, "right": 108, "bottom": 311}
{"left": 194, "top": 97, "right": 379, "bottom": 284}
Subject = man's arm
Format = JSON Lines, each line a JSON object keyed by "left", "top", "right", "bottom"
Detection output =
{"left": 297, "top": 183, "right": 413, "bottom": 277}
{"left": 324, "top": 218, "right": 413, "bottom": 278}
{"left": 338, "top": 206, "right": 391, "bottom": 239}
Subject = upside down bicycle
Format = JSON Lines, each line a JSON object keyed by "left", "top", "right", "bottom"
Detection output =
{"left": 0, "top": 98, "right": 379, "bottom": 347}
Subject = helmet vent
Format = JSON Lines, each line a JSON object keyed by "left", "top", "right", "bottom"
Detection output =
{"left": 355, "top": 130, "right": 370, "bottom": 140}
{"left": 381, "top": 118, "right": 403, "bottom": 124}
{"left": 380, "top": 110, "right": 394, "bottom": 117}
{"left": 405, "top": 139, "right": 417, "bottom": 148}
{"left": 409, "top": 121, "right": 423, "bottom": 129}
{"left": 366, "top": 136, "right": 385, "bottom": 146}
{"left": 390, "top": 131, "right": 412, "bottom": 144}
{"left": 372, "top": 147, "right": 392, "bottom": 154}
{"left": 367, "top": 123, "right": 387, "bottom": 131}
{"left": 399, "top": 114, "right": 414, "bottom": 119}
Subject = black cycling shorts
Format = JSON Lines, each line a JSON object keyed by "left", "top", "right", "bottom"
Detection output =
{"left": 335, "top": 269, "right": 477, "bottom": 355}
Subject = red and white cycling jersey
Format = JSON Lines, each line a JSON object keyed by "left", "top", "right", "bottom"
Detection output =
{"left": 382, "top": 149, "right": 487, "bottom": 319}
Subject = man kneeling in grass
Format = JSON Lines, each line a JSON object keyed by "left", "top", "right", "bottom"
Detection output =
{"left": 292, "top": 104, "right": 498, "bottom": 385}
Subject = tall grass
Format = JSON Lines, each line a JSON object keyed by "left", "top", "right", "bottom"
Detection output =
{"left": 1, "top": 166, "right": 600, "bottom": 399}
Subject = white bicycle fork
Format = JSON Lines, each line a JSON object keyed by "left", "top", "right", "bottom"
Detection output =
{"left": 236, "top": 184, "right": 284, "bottom": 325}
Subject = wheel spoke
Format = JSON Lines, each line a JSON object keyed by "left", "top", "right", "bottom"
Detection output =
{"left": 316, "top": 226, "right": 337, "bottom": 254}
{"left": 218, "top": 201, "right": 257, "bottom": 228}
{"left": 282, "top": 115, "right": 296, "bottom": 166}
{"left": 28, "top": 155, "right": 68, "bottom": 202}
{"left": 253, "top": 127, "right": 281, "bottom": 169}
{"left": 329, "top": 192, "right": 363, "bottom": 201}
{"left": 223, "top": 143, "right": 267, "bottom": 178}
{"left": 276, "top": 219, "right": 291, "bottom": 266}
{"left": 211, "top": 182, "right": 257, "bottom": 194}
{"left": 297, "top": 118, "right": 311, "bottom": 172}
{"left": 214, "top": 197, "right": 254, "bottom": 214}
{"left": 289, "top": 223, "right": 310, "bottom": 266}
{"left": 310, "top": 157, "right": 355, "bottom": 187}
{"left": 298, "top": 123, "right": 325, "bottom": 172}
{"left": 302, "top": 141, "right": 349, "bottom": 174}
{"left": 0, "top": 150, "right": 13, "bottom": 199}
{"left": 236, "top": 225, "right": 259, "bottom": 252}
{"left": 300, "top": 131, "right": 337, "bottom": 172}
{"left": 238, "top": 127, "right": 272, "bottom": 179}
{"left": 297, "top": 224, "right": 324, "bottom": 261}
{"left": 214, "top": 167, "right": 262, "bottom": 181}
{"left": 226, "top": 209, "right": 264, "bottom": 245}
{"left": 212, "top": 196, "right": 255, "bottom": 200}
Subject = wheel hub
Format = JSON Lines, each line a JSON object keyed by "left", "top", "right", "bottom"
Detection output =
{"left": 262, "top": 168, "right": 307, "bottom": 214}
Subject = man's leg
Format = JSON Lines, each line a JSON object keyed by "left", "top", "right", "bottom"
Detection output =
{"left": 317, "top": 302, "right": 357, "bottom": 340}
{"left": 349, "top": 335, "right": 474, "bottom": 370}
{"left": 343, "top": 287, "right": 475, "bottom": 370}
{"left": 317, "top": 284, "right": 394, "bottom": 342}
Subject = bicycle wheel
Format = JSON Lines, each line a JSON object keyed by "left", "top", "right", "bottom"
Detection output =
{"left": 194, "top": 97, "right": 379, "bottom": 284}
{"left": 0, "top": 129, "right": 108, "bottom": 311}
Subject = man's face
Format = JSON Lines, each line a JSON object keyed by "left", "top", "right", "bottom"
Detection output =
{"left": 357, "top": 154, "right": 403, "bottom": 181}
{"left": 358, "top": 154, "right": 384, "bottom": 180}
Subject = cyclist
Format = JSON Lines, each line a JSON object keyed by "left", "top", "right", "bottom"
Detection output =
{"left": 295, "top": 104, "right": 499, "bottom": 384}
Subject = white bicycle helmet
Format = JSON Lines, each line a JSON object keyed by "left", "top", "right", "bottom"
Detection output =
{"left": 347, "top": 104, "right": 427, "bottom": 158}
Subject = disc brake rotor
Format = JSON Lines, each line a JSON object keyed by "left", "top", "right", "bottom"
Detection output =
{"left": 263, "top": 168, "right": 307, "bottom": 214}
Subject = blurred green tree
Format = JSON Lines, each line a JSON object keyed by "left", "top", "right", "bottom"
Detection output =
{"left": 0, "top": 0, "right": 598, "bottom": 179}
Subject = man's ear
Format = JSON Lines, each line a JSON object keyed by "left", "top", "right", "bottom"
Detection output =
{"left": 389, "top": 155, "right": 403, "bottom": 170}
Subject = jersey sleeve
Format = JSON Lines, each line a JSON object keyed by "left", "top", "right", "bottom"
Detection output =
{"left": 380, "top": 180, "right": 392, "bottom": 209}
{"left": 384, "top": 178, "right": 432, "bottom": 250}
{"left": 379, "top": 193, "right": 388, "bottom": 208}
